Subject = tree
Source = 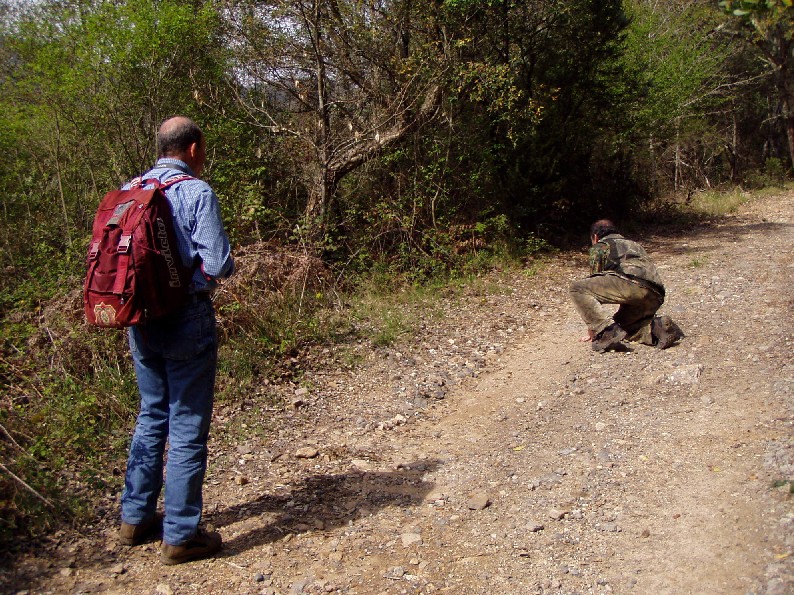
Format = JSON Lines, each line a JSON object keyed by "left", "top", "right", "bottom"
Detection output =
{"left": 222, "top": 0, "right": 446, "bottom": 242}
{"left": 622, "top": 0, "right": 742, "bottom": 191}
{"left": 719, "top": 0, "right": 794, "bottom": 170}
{"left": 0, "top": 0, "right": 227, "bottom": 262}
{"left": 437, "top": 0, "right": 637, "bottom": 228}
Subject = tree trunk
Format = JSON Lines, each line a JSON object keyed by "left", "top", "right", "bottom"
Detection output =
{"left": 674, "top": 117, "right": 681, "bottom": 192}
{"left": 783, "top": 96, "right": 794, "bottom": 172}
{"left": 648, "top": 134, "right": 657, "bottom": 194}
{"left": 302, "top": 83, "right": 442, "bottom": 243}
{"left": 304, "top": 167, "right": 336, "bottom": 240}
{"left": 302, "top": 0, "right": 333, "bottom": 242}
{"left": 753, "top": 17, "right": 794, "bottom": 171}
{"left": 730, "top": 102, "right": 739, "bottom": 182}
{"left": 53, "top": 113, "right": 72, "bottom": 248}
{"left": 772, "top": 33, "right": 794, "bottom": 171}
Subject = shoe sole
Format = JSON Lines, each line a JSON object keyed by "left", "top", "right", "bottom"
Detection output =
{"left": 161, "top": 554, "right": 210, "bottom": 565}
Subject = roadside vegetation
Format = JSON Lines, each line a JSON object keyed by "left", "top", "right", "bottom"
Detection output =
{"left": 0, "top": 0, "right": 791, "bottom": 553}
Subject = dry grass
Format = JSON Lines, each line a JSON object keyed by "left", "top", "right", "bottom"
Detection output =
{"left": 214, "top": 242, "right": 333, "bottom": 339}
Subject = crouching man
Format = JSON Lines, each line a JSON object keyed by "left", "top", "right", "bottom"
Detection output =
{"left": 570, "top": 219, "right": 683, "bottom": 352}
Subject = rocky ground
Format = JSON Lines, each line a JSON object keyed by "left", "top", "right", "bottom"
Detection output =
{"left": 5, "top": 190, "right": 793, "bottom": 594}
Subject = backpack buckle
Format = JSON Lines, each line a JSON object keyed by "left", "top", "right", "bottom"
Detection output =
{"left": 89, "top": 241, "right": 101, "bottom": 259}
{"left": 118, "top": 235, "right": 132, "bottom": 254}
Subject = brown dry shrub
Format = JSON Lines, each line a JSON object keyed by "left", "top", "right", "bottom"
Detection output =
{"left": 24, "top": 243, "right": 333, "bottom": 377}
{"left": 214, "top": 242, "right": 332, "bottom": 336}
{"left": 30, "top": 283, "right": 128, "bottom": 380}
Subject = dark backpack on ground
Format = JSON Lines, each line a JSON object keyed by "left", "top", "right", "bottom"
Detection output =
{"left": 84, "top": 175, "right": 194, "bottom": 328}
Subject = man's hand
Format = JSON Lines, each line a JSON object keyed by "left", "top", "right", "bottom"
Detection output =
{"left": 578, "top": 328, "right": 596, "bottom": 342}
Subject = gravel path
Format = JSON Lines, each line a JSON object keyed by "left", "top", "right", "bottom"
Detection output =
{"left": 7, "top": 190, "right": 793, "bottom": 595}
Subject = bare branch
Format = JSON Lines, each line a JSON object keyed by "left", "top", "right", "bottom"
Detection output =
{"left": 0, "top": 462, "right": 56, "bottom": 509}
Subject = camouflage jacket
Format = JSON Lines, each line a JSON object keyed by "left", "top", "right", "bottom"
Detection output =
{"left": 589, "top": 234, "right": 665, "bottom": 293}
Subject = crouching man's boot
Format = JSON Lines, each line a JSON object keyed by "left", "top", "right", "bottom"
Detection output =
{"left": 592, "top": 322, "right": 627, "bottom": 352}
{"left": 652, "top": 315, "right": 684, "bottom": 349}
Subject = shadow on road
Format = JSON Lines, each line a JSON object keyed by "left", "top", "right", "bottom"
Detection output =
{"left": 211, "top": 459, "right": 442, "bottom": 557}
{"left": 644, "top": 218, "right": 792, "bottom": 258}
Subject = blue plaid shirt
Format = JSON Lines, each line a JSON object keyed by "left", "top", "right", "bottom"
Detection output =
{"left": 127, "top": 158, "right": 234, "bottom": 293}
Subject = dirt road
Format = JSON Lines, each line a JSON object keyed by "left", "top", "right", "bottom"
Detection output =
{"left": 8, "top": 190, "right": 793, "bottom": 594}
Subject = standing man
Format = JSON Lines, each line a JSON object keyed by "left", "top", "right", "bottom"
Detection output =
{"left": 117, "top": 116, "right": 234, "bottom": 565}
{"left": 570, "top": 219, "right": 683, "bottom": 352}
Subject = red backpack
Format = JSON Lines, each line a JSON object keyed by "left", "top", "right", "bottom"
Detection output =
{"left": 84, "top": 175, "right": 195, "bottom": 328}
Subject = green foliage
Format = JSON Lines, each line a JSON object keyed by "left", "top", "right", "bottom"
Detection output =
{"left": 719, "top": 0, "right": 793, "bottom": 16}
{"left": 369, "top": 307, "right": 412, "bottom": 348}
{"left": 0, "top": 0, "right": 230, "bottom": 549}
{"left": 454, "top": 61, "right": 541, "bottom": 144}
{"left": 744, "top": 161, "right": 793, "bottom": 188}
{"left": 620, "top": 0, "right": 739, "bottom": 193}
{"left": 0, "top": 0, "right": 227, "bottom": 282}
{"left": 624, "top": 1, "right": 728, "bottom": 132}
{"left": 761, "top": 157, "right": 790, "bottom": 185}
{"left": 207, "top": 120, "right": 298, "bottom": 246}
{"left": 524, "top": 234, "right": 554, "bottom": 257}
{"left": 717, "top": 0, "right": 794, "bottom": 172}
{"left": 349, "top": 276, "right": 440, "bottom": 349}
{"left": 435, "top": 0, "right": 640, "bottom": 229}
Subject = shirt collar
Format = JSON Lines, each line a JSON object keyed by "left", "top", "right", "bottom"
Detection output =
{"left": 155, "top": 157, "right": 196, "bottom": 177}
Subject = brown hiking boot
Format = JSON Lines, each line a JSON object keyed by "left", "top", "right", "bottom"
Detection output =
{"left": 652, "top": 315, "right": 684, "bottom": 349}
{"left": 591, "top": 322, "right": 627, "bottom": 352}
{"left": 161, "top": 528, "right": 222, "bottom": 565}
{"left": 118, "top": 513, "right": 163, "bottom": 546}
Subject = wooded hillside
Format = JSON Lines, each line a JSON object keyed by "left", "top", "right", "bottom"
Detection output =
{"left": 0, "top": 0, "right": 791, "bottom": 550}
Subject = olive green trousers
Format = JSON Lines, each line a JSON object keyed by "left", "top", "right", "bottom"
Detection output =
{"left": 569, "top": 274, "right": 663, "bottom": 345}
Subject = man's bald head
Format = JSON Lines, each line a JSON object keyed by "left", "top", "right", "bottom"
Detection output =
{"left": 157, "top": 116, "right": 203, "bottom": 158}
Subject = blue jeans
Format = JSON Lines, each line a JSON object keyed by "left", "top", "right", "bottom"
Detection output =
{"left": 121, "top": 297, "right": 217, "bottom": 546}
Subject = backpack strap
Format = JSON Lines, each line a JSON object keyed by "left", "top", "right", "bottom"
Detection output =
{"left": 111, "top": 198, "right": 152, "bottom": 296}
{"left": 127, "top": 172, "right": 193, "bottom": 190}
{"left": 160, "top": 174, "right": 194, "bottom": 189}
{"left": 601, "top": 238, "right": 622, "bottom": 274}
